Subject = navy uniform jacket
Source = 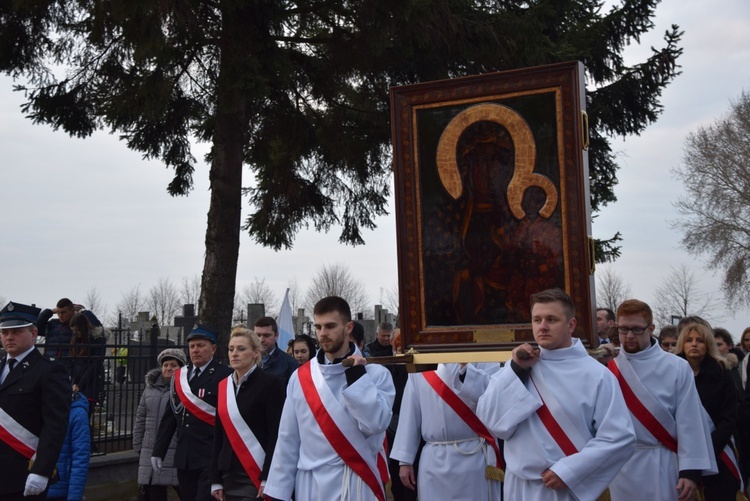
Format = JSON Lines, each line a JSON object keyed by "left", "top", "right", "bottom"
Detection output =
{"left": 261, "top": 347, "right": 298, "bottom": 386}
{"left": 0, "top": 348, "right": 71, "bottom": 495}
{"left": 153, "top": 358, "right": 233, "bottom": 471}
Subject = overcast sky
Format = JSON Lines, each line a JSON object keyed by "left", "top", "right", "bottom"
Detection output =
{"left": 2, "top": 0, "right": 749, "bottom": 339}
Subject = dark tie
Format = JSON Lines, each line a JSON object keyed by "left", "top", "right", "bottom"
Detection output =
{"left": 8, "top": 359, "right": 16, "bottom": 371}
{"left": 189, "top": 367, "right": 201, "bottom": 388}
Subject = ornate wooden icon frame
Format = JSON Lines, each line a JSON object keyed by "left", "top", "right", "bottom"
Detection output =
{"left": 390, "top": 61, "right": 596, "bottom": 353}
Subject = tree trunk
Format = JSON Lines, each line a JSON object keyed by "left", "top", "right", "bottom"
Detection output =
{"left": 198, "top": 2, "right": 253, "bottom": 360}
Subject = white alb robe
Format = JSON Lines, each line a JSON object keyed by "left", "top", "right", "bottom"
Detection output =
{"left": 390, "top": 363, "right": 501, "bottom": 501}
{"left": 263, "top": 356, "right": 395, "bottom": 501}
{"left": 476, "top": 339, "right": 636, "bottom": 501}
{"left": 608, "top": 340, "right": 717, "bottom": 501}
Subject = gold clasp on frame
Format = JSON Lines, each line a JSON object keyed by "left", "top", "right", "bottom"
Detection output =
{"left": 581, "top": 111, "right": 590, "bottom": 150}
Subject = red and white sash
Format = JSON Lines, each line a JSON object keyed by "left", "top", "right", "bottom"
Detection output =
{"left": 298, "top": 361, "right": 386, "bottom": 501}
{"left": 607, "top": 356, "right": 678, "bottom": 452}
{"left": 378, "top": 436, "right": 390, "bottom": 484}
{"left": 174, "top": 367, "right": 216, "bottom": 425}
{"left": 422, "top": 370, "right": 505, "bottom": 470}
{"left": 720, "top": 440, "right": 744, "bottom": 491}
{"left": 0, "top": 407, "right": 38, "bottom": 460}
{"left": 529, "top": 367, "right": 591, "bottom": 457}
{"left": 217, "top": 376, "right": 265, "bottom": 490}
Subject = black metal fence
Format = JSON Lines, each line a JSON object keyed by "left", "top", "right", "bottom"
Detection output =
{"left": 52, "top": 321, "right": 189, "bottom": 456}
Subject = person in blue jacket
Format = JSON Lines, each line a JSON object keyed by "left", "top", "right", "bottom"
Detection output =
{"left": 47, "top": 391, "right": 91, "bottom": 501}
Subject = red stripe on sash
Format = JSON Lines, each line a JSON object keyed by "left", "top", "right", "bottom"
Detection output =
{"left": 378, "top": 436, "right": 390, "bottom": 484}
{"left": 607, "top": 361, "right": 678, "bottom": 453}
{"left": 217, "top": 378, "right": 263, "bottom": 490}
{"left": 298, "top": 363, "right": 386, "bottom": 501}
{"left": 174, "top": 368, "right": 215, "bottom": 425}
{"left": 423, "top": 370, "right": 505, "bottom": 469}
{"left": 0, "top": 425, "right": 35, "bottom": 459}
{"left": 720, "top": 447, "right": 741, "bottom": 485}
{"left": 529, "top": 376, "right": 578, "bottom": 456}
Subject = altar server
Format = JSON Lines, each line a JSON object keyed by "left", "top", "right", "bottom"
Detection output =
{"left": 264, "top": 296, "right": 395, "bottom": 501}
{"left": 608, "top": 299, "right": 716, "bottom": 501}
{"left": 477, "top": 288, "right": 636, "bottom": 500}
{"left": 391, "top": 362, "right": 502, "bottom": 501}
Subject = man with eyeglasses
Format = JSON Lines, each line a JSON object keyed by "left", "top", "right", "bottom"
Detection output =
{"left": 658, "top": 325, "right": 678, "bottom": 352}
{"left": 607, "top": 299, "right": 716, "bottom": 501}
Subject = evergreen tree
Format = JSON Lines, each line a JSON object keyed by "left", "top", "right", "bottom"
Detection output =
{"left": 0, "top": 0, "right": 682, "bottom": 337}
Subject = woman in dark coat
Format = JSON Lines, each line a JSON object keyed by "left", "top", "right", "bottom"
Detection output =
{"left": 676, "top": 322, "right": 740, "bottom": 501}
{"left": 133, "top": 348, "right": 187, "bottom": 501}
{"left": 210, "top": 326, "right": 285, "bottom": 501}
{"left": 68, "top": 313, "right": 106, "bottom": 412}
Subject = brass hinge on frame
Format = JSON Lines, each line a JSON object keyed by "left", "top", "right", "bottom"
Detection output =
{"left": 581, "top": 111, "right": 590, "bottom": 150}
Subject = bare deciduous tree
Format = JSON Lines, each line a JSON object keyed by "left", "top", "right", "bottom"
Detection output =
{"left": 147, "top": 277, "right": 181, "bottom": 326}
{"left": 595, "top": 266, "right": 632, "bottom": 312}
{"left": 240, "top": 278, "right": 278, "bottom": 314}
{"left": 83, "top": 287, "right": 107, "bottom": 320}
{"left": 116, "top": 285, "right": 143, "bottom": 324}
{"left": 180, "top": 275, "right": 201, "bottom": 311}
{"left": 651, "top": 264, "right": 723, "bottom": 327}
{"left": 673, "top": 91, "right": 750, "bottom": 307}
{"left": 380, "top": 285, "right": 400, "bottom": 319}
{"left": 287, "top": 277, "right": 301, "bottom": 314}
{"left": 305, "top": 263, "right": 369, "bottom": 317}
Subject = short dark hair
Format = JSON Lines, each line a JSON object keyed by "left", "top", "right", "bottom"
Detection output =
{"left": 617, "top": 299, "right": 653, "bottom": 326}
{"left": 530, "top": 289, "right": 575, "bottom": 319}
{"left": 658, "top": 325, "right": 677, "bottom": 341}
{"left": 313, "top": 296, "right": 352, "bottom": 323}
{"left": 713, "top": 327, "right": 734, "bottom": 348}
{"left": 254, "top": 316, "right": 278, "bottom": 333}
{"left": 378, "top": 321, "right": 393, "bottom": 332}
{"left": 597, "top": 307, "right": 616, "bottom": 322}
{"left": 57, "top": 298, "right": 74, "bottom": 309}
{"left": 350, "top": 321, "right": 365, "bottom": 345}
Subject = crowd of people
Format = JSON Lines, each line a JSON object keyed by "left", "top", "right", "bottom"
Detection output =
{"left": 2, "top": 291, "right": 750, "bottom": 501}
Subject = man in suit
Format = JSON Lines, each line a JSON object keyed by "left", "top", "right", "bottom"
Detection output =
{"left": 152, "top": 326, "right": 232, "bottom": 501}
{"left": 0, "top": 302, "right": 71, "bottom": 501}
{"left": 255, "top": 316, "right": 298, "bottom": 385}
{"left": 366, "top": 321, "right": 394, "bottom": 357}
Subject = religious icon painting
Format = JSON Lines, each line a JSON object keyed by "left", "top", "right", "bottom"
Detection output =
{"left": 391, "top": 61, "right": 596, "bottom": 352}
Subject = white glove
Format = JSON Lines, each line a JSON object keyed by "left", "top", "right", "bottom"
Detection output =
{"left": 24, "top": 473, "right": 48, "bottom": 496}
{"left": 151, "top": 456, "right": 163, "bottom": 471}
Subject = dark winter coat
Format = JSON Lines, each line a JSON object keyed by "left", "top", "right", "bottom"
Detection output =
{"left": 37, "top": 309, "right": 101, "bottom": 360}
{"left": 133, "top": 368, "right": 179, "bottom": 486}
{"left": 47, "top": 393, "right": 90, "bottom": 501}
{"left": 209, "top": 368, "right": 285, "bottom": 484}
{"left": 261, "top": 346, "right": 298, "bottom": 386}
{"left": 691, "top": 355, "right": 737, "bottom": 456}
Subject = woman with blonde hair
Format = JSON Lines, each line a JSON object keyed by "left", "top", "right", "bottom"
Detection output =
{"left": 210, "top": 326, "right": 285, "bottom": 500}
{"left": 675, "top": 323, "right": 740, "bottom": 500}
